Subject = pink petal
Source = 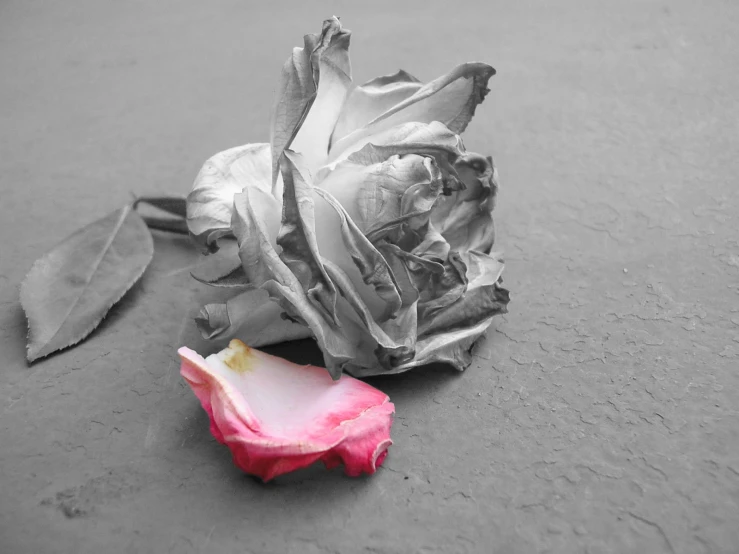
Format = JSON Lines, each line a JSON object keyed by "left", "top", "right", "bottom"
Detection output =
{"left": 179, "top": 339, "right": 394, "bottom": 481}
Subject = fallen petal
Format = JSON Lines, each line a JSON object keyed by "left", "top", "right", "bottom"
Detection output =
{"left": 179, "top": 340, "right": 394, "bottom": 481}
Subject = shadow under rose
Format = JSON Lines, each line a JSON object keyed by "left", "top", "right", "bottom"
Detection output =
{"left": 364, "top": 363, "right": 464, "bottom": 402}
{"left": 261, "top": 339, "right": 465, "bottom": 402}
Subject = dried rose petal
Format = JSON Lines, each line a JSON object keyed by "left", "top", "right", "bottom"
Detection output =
{"left": 179, "top": 339, "right": 394, "bottom": 481}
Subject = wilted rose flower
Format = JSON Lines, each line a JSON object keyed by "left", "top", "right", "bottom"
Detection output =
{"left": 187, "top": 17, "right": 510, "bottom": 378}
{"left": 180, "top": 340, "right": 394, "bottom": 481}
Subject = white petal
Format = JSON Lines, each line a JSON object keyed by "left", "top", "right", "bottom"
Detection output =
{"left": 331, "top": 70, "right": 422, "bottom": 144}
{"left": 290, "top": 54, "right": 352, "bottom": 176}
{"left": 330, "top": 63, "right": 494, "bottom": 160}
{"left": 186, "top": 143, "right": 273, "bottom": 244}
{"left": 270, "top": 18, "right": 352, "bottom": 184}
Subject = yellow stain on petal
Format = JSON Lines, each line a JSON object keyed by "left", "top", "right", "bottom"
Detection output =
{"left": 221, "top": 339, "right": 254, "bottom": 374}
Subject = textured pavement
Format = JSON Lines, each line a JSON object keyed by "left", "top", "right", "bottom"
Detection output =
{"left": 1, "top": 1, "right": 738, "bottom": 552}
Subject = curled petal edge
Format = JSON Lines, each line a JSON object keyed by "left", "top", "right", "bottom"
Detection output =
{"left": 187, "top": 143, "right": 272, "bottom": 253}
{"left": 270, "top": 17, "right": 352, "bottom": 186}
{"left": 330, "top": 63, "right": 495, "bottom": 160}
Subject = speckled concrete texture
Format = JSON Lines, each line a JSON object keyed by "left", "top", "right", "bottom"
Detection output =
{"left": 1, "top": 1, "right": 738, "bottom": 553}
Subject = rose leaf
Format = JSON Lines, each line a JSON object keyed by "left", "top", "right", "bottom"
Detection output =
{"left": 20, "top": 204, "right": 154, "bottom": 362}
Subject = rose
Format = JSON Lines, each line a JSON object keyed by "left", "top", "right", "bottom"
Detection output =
{"left": 187, "top": 17, "right": 509, "bottom": 379}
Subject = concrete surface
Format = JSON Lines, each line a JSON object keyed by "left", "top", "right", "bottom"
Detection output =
{"left": 1, "top": 1, "right": 738, "bottom": 552}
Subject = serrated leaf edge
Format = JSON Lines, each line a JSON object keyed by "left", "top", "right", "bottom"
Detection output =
{"left": 20, "top": 206, "right": 155, "bottom": 362}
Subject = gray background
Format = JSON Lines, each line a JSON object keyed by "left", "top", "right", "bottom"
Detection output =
{"left": 1, "top": 1, "right": 738, "bottom": 552}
